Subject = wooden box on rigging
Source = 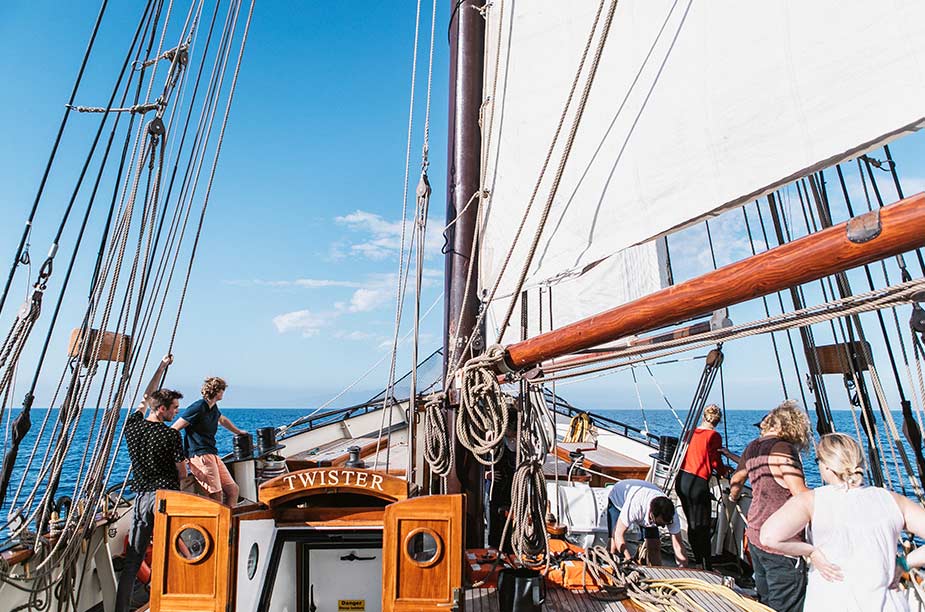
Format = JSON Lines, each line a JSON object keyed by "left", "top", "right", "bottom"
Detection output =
{"left": 67, "top": 329, "right": 132, "bottom": 366}
{"left": 813, "top": 341, "right": 871, "bottom": 375}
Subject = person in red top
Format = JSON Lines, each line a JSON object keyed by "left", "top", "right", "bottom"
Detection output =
{"left": 674, "top": 404, "right": 730, "bottom": 570}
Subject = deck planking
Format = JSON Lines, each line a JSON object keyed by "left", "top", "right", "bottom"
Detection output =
{"left": 464, "top": 566, "right": 746, "bottom": 611}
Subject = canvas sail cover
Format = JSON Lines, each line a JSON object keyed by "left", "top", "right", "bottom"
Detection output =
{"left": 479, "top": 0, "right": 925, "bottom": 342}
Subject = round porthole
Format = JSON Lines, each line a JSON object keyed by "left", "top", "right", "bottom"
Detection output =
{"left": 247, "top": 543, "right": 259, "bottom": 579}
{"left": 174, "top": 525, "right": 210, "bottom": 563}
{"left": 404, "top": 528, "right": 442, "bottom": 567}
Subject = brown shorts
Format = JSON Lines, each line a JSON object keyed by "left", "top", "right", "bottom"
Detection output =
{"left": 188, "top": 454, "right": 235, "bottom": 494}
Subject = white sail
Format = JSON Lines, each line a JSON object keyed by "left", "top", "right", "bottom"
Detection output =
{"left": 484, "top": 240, "right": 670, "bottom": 342}
{"left": 479, "top": 0, "right": 925, "bottom": 339}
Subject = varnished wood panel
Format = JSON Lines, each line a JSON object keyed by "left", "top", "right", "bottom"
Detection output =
{"left": 383, "top": 495, "right": 464, "bottom": 611}
{"left": 275, "top": 506, "right": 385, "bottom": 525}
{"left": 150, "top": 491, "right": 231, "bottom": 612}
{"left": 506, "top": 193, "right": 925, "bottom": 369}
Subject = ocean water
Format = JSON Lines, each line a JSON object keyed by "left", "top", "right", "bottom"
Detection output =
{"left": 1, "top": 407, "right": 920, "bottom": 520}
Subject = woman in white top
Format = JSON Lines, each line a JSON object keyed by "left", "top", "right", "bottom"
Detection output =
{"left": 761, "top": 433, "right": 925, "bottom": 612}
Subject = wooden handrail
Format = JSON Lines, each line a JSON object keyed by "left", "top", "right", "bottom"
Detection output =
{"left": 504, "top": 193, "right": 925, "bottom": 371}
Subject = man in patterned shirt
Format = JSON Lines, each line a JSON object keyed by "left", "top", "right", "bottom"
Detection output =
{"left": 115, "top": 355, "right": 186, "bottom": 612}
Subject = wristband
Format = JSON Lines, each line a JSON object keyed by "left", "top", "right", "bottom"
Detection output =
{"left": 897, "top": 555, "right": 911, "bottom": 572}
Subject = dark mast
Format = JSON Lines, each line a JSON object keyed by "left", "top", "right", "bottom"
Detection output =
{"left": 444, "top": 0, "right": 485, "bottom": 545}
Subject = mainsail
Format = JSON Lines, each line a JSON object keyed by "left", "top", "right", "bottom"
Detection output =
{"left": 479, "top": 0, "right": 925, "bottom": 340}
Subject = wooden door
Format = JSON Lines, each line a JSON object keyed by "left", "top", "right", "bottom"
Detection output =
{"left": 382, "top": 494, "right": 464, "bottom": 611}
{"left": 150, "top": 490, "right": 232, "bottom": 612}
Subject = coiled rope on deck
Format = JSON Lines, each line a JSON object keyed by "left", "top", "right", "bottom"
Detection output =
{"left": 580, "top": 546, "right": 774, "bottom": 612}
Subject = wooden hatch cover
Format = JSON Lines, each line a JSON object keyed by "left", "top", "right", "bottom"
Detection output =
{"left": 150, "top": 490, "right": 231, "bottom": 612}
{"left": 382, "top": 494, "right": 464, "bottom": 611}
{"left": 258, "top": 467, "right": 408, "bottom": 507}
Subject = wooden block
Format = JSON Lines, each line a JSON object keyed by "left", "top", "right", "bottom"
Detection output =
{"left": 814, "top": 341, "right": 870, "bottom": 374}
{"left": 68, "top": 328, "right": 131, "bottom": 365}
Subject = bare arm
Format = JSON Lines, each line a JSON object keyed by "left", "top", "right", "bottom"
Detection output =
{"left": 176, "top": 461, "right": 188, "bottom": 482}
{"left": 760, "top": 492, "right": 814, "bottom": 556}
{"left": 171, "top": 418, "right": 190, "bottom": 432}
{"left": 670, "top": 533, "right": 689, "bottom": 567}
{"left": 219, "top": 414, "right": 245, "bottom": 436}
{"left": 610, "top": 519, "right": 631, "bottom": 560}
{"left": 761, "top": 491, "right": 843, "bottom": 582}
{"left": 728, "top": 454, "right": 748, "bottom": 501}
{"left": 894, "top": 493, "right": 925, "bottom": 569}
{"left": 143, "top": 354, "right": 173, "bottom": 403}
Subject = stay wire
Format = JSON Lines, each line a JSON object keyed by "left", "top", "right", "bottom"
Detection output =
{"left": 0, "top": 0, "right": 110, "bottom": 318}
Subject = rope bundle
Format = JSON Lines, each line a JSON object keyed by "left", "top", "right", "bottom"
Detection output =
{"left": 456, "top": 348, "right": 511, "bottom": 465}
{"left": 0, "top": 289, "right": 43, "bottom": 414}
{"left": 422, "top": 393, "right": 453, "bottom": 478}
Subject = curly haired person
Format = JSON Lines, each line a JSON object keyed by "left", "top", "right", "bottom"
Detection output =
{"left": 728, "top": 399, "right": 811, "bottom": 612}
{"left": 172, "top": 376, "right": 245, "bottom": 506}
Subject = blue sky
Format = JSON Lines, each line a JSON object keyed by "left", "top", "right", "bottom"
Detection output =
{"left": 1, "top": 1, "right": 924, "bottom": 418}
{"left": 0, "top": 1, "right": 449, "bottom": 408}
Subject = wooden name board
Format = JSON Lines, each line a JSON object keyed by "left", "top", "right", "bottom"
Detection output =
{"left": 258, "top": 467, "right": 408, "bottom": 507}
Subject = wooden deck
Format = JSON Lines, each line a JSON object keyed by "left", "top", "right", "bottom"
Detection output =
{"left": 465, "top": 567, "right": 745, "bottom": 611}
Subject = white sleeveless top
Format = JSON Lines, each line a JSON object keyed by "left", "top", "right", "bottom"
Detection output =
{"left": 803, "top": 485, "right": 908, "bottom": 612}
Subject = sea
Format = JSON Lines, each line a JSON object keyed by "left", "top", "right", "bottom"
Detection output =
{"left": 1, "top": 407, "right": 920, "bottom": 520}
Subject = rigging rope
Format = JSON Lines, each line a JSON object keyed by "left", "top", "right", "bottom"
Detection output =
{"left": 0, "top": 0, "right": 110, "bottom": 319}
{"left": 530, "top": 279, "right": 925, "bottom": 385}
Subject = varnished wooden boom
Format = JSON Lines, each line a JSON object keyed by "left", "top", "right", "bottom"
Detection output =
{"left": 504, "top": 193, "right": 925, "bottom": 372}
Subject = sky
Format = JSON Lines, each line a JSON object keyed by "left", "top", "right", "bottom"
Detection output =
{"left": 0, "top": 1, "right": 450, "bottom": 409}
{"left": 1, "top": 1, "right": 924, "bottom": 419}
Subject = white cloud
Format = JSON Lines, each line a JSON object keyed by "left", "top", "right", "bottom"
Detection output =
{"left": 226, "top": 278, "right": 362, "bottom": 288}
{"left": 334, "top": 330, "right": 374, "bottom": 341}
{"left": 334, "top": 210, "right": 446, "bottom": 261}
{"left": 272, "top": 310, "right": 333, "bottom": 337}
{"left": 348, "top": 288, "right": 391, "bottom": 312}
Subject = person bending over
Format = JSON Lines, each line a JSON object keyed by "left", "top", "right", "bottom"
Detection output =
{"left": 762, "top": 433, "right": 925, "bottom": 612}
{"left": 172, "top": 376, "right": 245, "bottom": 505}
{"left": 115, "top": 355, "right": 184, "bottom": 612}
{"left": 608, "top": 479, "right": 689, "bottom": 567}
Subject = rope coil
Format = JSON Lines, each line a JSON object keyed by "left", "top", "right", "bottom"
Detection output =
{"left": 456, "top": 347, "right": 511, "bottom": 464}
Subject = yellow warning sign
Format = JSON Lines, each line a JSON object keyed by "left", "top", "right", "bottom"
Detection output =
{"left": 338, "top": 600, "right": 365, "bottom": 611}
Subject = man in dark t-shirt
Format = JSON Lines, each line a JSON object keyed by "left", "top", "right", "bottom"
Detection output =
{"left": 172, "top": 376, "right": 245, "bottom": 505}
{"left": 115, "top": 355, "right": 185, "bottom": 612}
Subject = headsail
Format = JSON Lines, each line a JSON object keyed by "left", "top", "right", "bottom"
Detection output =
{"left": 479, "top": 0, "right": 925, "bottom": 339}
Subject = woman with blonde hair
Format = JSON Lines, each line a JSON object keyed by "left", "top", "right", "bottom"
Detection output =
{"left": 762, "top": 433, "right": 925, "bottom": 611}
{"left": 728, "top": 399, "right": 811, "bottom": 612}
{"left": 675, "top": 404, "right": 730, "bottom": 569}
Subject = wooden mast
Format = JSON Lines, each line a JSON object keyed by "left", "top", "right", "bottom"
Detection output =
{"left": 444, "top": 0, "right": 485, "bottom": 545}
{"left": 502, "top": 193, "right": 925, "bottom": 372}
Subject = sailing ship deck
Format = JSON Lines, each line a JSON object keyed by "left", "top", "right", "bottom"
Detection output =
{"left": 464, "top": 567, "right": 743, "bottom": 612}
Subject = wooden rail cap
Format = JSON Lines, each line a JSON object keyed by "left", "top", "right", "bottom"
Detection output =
{"left": 258, "top": 467, "right": 408, "bottom": 507}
